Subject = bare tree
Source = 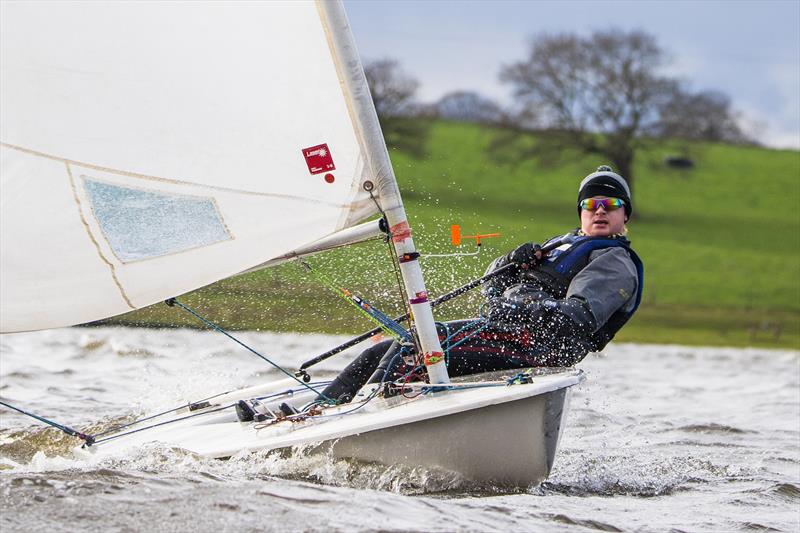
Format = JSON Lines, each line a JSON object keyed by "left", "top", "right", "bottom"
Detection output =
{"left": 434, "top": 91, "right": 505, "bottom": 124}
{"left": 655, "top": 88, "right": 751, "bottom": 144}
{"left": 363, "top": 58, "right": 429, "bottom": 158}
{"left": 364, "top": 59, "right": 419, "bottom": 118}
{"left": 499, "top": 30, "right": 750, "bottom": 191}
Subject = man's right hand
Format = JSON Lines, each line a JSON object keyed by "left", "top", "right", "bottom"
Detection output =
{"left": 506, "top": 242, "right": 544, "bottom": 270}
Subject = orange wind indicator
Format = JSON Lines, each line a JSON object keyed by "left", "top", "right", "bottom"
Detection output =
{"left": 451, "top": 225, "right": 500, "bottom": 247}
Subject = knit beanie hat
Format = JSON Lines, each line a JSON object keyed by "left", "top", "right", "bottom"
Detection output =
{"left": 577, "top": 165, "right": 632, "bottom": 219}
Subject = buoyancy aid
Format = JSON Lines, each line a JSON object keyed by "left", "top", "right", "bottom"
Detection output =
{"left": 518, "top": 231, "right": 644, "bottom": 351}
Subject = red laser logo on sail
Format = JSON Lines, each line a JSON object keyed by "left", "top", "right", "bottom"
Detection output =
{"left": 302, "top": 143, "right": 336, "bottom": 175}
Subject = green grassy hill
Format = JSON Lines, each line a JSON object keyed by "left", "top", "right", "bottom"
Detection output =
{"left": 104, "top": 121, "right": 800, "bottom": 350}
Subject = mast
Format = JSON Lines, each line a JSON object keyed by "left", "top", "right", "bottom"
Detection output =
{"left": 317, "top": 0, "right": 450, "bottom": 384}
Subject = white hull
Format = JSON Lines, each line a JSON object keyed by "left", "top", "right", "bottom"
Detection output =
{"left": 84, "top": 369, "right": 583, "bottom": 486}
{"left": 326, "top": 384, "right": 571, "bottom": 485}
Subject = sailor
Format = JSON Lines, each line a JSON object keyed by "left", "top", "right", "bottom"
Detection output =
{"left": 320, "top": 165, "right": 644, "bottom": 403}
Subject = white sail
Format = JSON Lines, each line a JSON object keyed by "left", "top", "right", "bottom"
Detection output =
{"left": 0, "top": 4, "right": 586, "bottom": 484}
{"left": 0, "top": 1, "right": 396, "bottom": 333}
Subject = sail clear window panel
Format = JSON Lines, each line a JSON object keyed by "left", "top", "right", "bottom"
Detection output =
{"left": 83, "top": 178, "right": 232, "bottom": 263}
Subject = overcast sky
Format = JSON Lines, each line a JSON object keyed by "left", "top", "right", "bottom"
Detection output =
{"left": 345, "top": 0, "right": 800, "bottom": 149}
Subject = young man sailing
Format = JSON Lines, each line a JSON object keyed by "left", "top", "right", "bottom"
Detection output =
{"left": 319, "top": 165, "right": 645, "bottom": 403}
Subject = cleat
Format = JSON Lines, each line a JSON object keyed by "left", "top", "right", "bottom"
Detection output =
{"left": 235, "top": 400, "right": 255, "bottom": 422}
{"left": 279, "top": 402, "right": 299, "bottom": 416}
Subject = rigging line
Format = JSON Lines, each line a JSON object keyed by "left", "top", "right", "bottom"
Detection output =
{"left": 438, "top": 318, "right": 489, "bottom": 367}
{"left": 165, "top": 298, "right": 331, "bottom": 402}
{"left": 90, "top": 388, "right": 237, "bottom": 438}
{"left": 387, "top": 236, "right": 413, "bottom": 327}
{"left": 379, "top": 345, "right": 412, "bottom": 384}
{"left": 387, "top": 320, "right": 487, "bottom": 386}
{"left": 94, "top": 381, "right": 334, "bottom": 440}
{"left": 392, "top": 362, "right": 425, "bottom": 384}
{"left": 298, "top": 260, "right": 410, "bottom": 342}
{"left": 421, "top": 251, "right": 481, "bottom": 258}
{"left": 440, "top": 321, "right": 452, "bottom": 364}
{"left": 0, "top": 400, "right": 95, "bottom": 445}
{"left": 446, "top": 323, "right": 490, "bottom": 351}
{"left": 309, "top": 383, "right": 385, "bottom": 422}
{"left": 368, "top": 189, "right": 420, "bottom": 355}
{"left": 397, "top": 316, "right": 487, "bottom": 373}
{"left": 410, "top": 382, "right": 509, "bottom": 394}
{"left": 92, "top": 380, "right": 333, "bottom": 439}
{"left": 400, "top": 365, "right": 427, "bottom": 399}
{"left": 298, "top": 262, "right": 519, "bottom": 371}
{"left": 92, "top": 404, "right": 236, "bottom": 446}
{"left": 441, "top": 318, "right": 489, "bottom": 349}
{"left": 304, "top": 345, "right": 413, "bottom": 420}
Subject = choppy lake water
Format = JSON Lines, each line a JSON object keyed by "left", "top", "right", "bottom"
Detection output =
{"left": 1, "top": 327, "right": 798, "bottom": 532}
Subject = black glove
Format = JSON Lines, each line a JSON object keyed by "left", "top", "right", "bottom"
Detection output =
{"left": 506, "top": 242, "right": 543, "bottom": 270}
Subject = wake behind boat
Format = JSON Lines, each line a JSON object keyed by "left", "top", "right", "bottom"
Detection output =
{"left": 0, "top": 0, "right": 583, "bottom": 486}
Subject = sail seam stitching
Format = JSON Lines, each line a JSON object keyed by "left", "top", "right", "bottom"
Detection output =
{"left": 65, "top": 162, "right": 136, "bottom": 310}
{"left": 1, "top": 142, "right": 348, "bottom": 208}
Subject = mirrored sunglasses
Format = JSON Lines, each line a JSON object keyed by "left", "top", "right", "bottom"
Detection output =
{"left": 579, "top": 198, "right": 625, "bottom": 211}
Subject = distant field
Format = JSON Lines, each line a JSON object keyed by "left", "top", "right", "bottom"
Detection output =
{"left": 104, "top": 121, "right": 800, "bottom": 350}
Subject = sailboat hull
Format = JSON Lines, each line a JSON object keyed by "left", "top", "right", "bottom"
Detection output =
{"left": 84, "top": 369, "right": 582, "bottom": 486}
{"left": 327, "top": 387, "right": 569, "bottom": 485}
